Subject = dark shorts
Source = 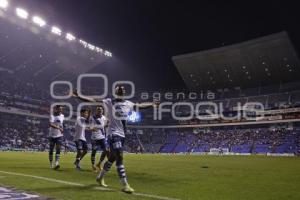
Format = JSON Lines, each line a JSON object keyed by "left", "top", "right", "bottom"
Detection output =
{"left": 108, "top": 135, "right": 125, "bottom": 151}
{"left": 49, "top": 136, "right": 63, "bottom": 147}
{"left": 91, "top": 139, "right": 108, "bottom": 151}
{"left": 75, "top": 139, "right": 88, "bottom": 151}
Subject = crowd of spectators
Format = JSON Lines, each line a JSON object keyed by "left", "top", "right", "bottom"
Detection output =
{"left": 125, "top": 127, "right": 299, "bottom": 155}
{"left": 0, "top": 110, "right": 299, "bottom": 155}
{"left": 0, "top": 73, "right": 50, "bottom": 101}
{"left": 0, "top": 72, "right": 299, "bottom": 155}
{"left": 0, "top": 114, "right": 48, "bottom": 150}
{"left": 0, "top": 113, "right": 75, "bottom": 151}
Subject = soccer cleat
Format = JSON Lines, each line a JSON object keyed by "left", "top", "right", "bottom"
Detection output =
{"left": 74, "top": 160, "right": 81, "bottom": 171}
{"left": 54, "top": 163, "right": 60, "bottom": 170}
{"left": 50, "top": 162, "right": 53, "bottom": 169}
{"left": 122, "top": 184, "right": 134, "bottom": 194}
{"left": 95, "top": 162, "right": 103, "bottom": 171}
{"left": 75, "top": 163, "right": 81, "bottom": 171}
{"left": 96, "top": 176, "right": 108, "bottom": 187}
{"left": 92, "top": 165, "right": 98, "bottom": 173}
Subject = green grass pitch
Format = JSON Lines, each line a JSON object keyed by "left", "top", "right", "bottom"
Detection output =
{"left": 0, "top": 152, "right": 299, "bottom": 200}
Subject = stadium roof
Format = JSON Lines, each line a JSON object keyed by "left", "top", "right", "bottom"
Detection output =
{"left": 172, "top": 32, "right": 300, "bottom": 91}
{"left": 0, "top": 7, "right": 110, "bottom": 88}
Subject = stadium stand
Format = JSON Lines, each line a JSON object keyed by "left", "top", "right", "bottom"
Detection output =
{"left": 1, "top": 25, "right": 300, "bottom": 156}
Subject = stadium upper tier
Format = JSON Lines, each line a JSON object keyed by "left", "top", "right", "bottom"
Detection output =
{"left": 1, "top": 79, "right": 300, "bottom": 127}
{"left": 0, "top": 10, "right": 110, "bottom": 89}
{"left": 173, "top": 32, "right": 300, "bottom": 90}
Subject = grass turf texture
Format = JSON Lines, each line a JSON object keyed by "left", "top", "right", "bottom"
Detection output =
{"left": 0, "top": 152, "right": 299, "bottom": 200}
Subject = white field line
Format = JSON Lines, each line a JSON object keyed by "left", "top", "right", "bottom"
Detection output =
{"left": 0, "top": 170, "right": 182, "bottom": 200}
{"left": 0, "top": 170, "right": 83, "bottom": 186}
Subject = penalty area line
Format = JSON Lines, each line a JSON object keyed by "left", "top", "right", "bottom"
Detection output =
{"left": 0, "top": 170, "right": 182, "bottom": 200}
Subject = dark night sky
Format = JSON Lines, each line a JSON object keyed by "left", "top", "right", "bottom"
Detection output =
{"left": 12, "top": 0, "right": 300, "bottom": 90}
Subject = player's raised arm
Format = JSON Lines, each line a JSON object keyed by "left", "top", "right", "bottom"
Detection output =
{"left": 71, "top": 89, "right": 102, "bottom": 103}
{"left": 134, "top": 101, "right": 159, "bottom": 110}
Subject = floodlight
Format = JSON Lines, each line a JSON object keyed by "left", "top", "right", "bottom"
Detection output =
{"left": 0, "top": 0, "right": 8, "bottom": 9}
{"left": 66, "top": 33, "right": 75, "bottom": 41}
{"left": 51, "top": 26, "right": 62, "bottom": 35}
{"left": 32, "top": 16, "right": 46, "bottom": 27}
{"left": 16, "top": 8, "right": 28, "bottom": 19}
{"left": 95, "top": 47, "right": 103, "bottom": 53}
{"left": 79, "top": 39, "right": 88, "bottom": 47}
{"left": 104, "top": 50, "right": 112, "bottom": 57}
{"left": 87, "top": 43, "right": 95, "bottom": 50}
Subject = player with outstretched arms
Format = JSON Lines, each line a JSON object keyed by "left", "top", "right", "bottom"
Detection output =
{"left": 49, "top": 105, "right": 64, "bottom": 170}
{"left": 72, "top": 85, "right": 158, "bottom": 193}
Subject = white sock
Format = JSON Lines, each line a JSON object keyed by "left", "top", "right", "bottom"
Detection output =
{"left": 120, "top": 177, "right": 128, "bottom": 186}
{"left": 97, "top": 169, "right": 107, "bottom": 179}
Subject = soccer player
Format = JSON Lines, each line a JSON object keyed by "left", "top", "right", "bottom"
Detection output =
{"left": 74, "top": 108, "right": 96, "bottom": 170}
{"left": 90, "top": 105, "right": 109, "bottom": 172}
{"left": 72, "top": 86, "right": 158, "bottom": 193}
{"left": 49, "top": 105, "right": 64, "bottom": 170}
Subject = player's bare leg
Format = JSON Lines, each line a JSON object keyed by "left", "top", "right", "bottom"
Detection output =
{"left": 74, "top": 150, "right": 82, "bottom": 170}
{"left": 96, "top": 150, "right": 108, "bottom": 171}
{"left": 115, "top": 151, "right": 134, "bottom": 193}
{"left": 96, "top": 151, "right": 115, "bottom": 187}
{"left": 49, "top": 141, "right": 55, "bottom": 169}
{"left": 91, "top": 148, "right": 98, "bottom": 172}
{"left": 80, "top": 149, "right": 87, "bottom": 160}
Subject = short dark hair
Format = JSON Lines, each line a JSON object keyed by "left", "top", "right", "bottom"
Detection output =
{"left": 55, "top": 105, "right": 63, "bottom": 109}
{"left": 96, "top": 105, "right": 104, "bottom": 109}
{"left": 80, "top": 108, "right": 88, "bottom": 114}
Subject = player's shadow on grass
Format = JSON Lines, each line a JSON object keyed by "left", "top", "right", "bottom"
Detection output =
{"left": 201, "top": 166, "right": 209, "bottom": 169}
{"left": 75, "top": 169, "right": 91, "bottom": 172}
{"left": 53, "top": 169, "right": 91, "bottom": 173}
{"left": 129, "top": 171, "right": 171, "bottom": 184}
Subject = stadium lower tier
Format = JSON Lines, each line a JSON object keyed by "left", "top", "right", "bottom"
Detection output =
{"left": 129, "top": 126, "right": 299, "bottom": 154}
{"left": 0, "top": 112, "right": 299, "bottom": 155}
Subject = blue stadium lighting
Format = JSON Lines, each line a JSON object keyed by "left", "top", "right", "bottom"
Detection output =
{"left": 127, "top": 111, "right": 142, "bottom": 123}
{"left": 0, "top": 0, "right": 8, "bottom": 9}
{"left": 16, "top": 7, "right": 28, "bottom": 19}
{"left": 32, "top": 16, "right": 46, "bottom": 27}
